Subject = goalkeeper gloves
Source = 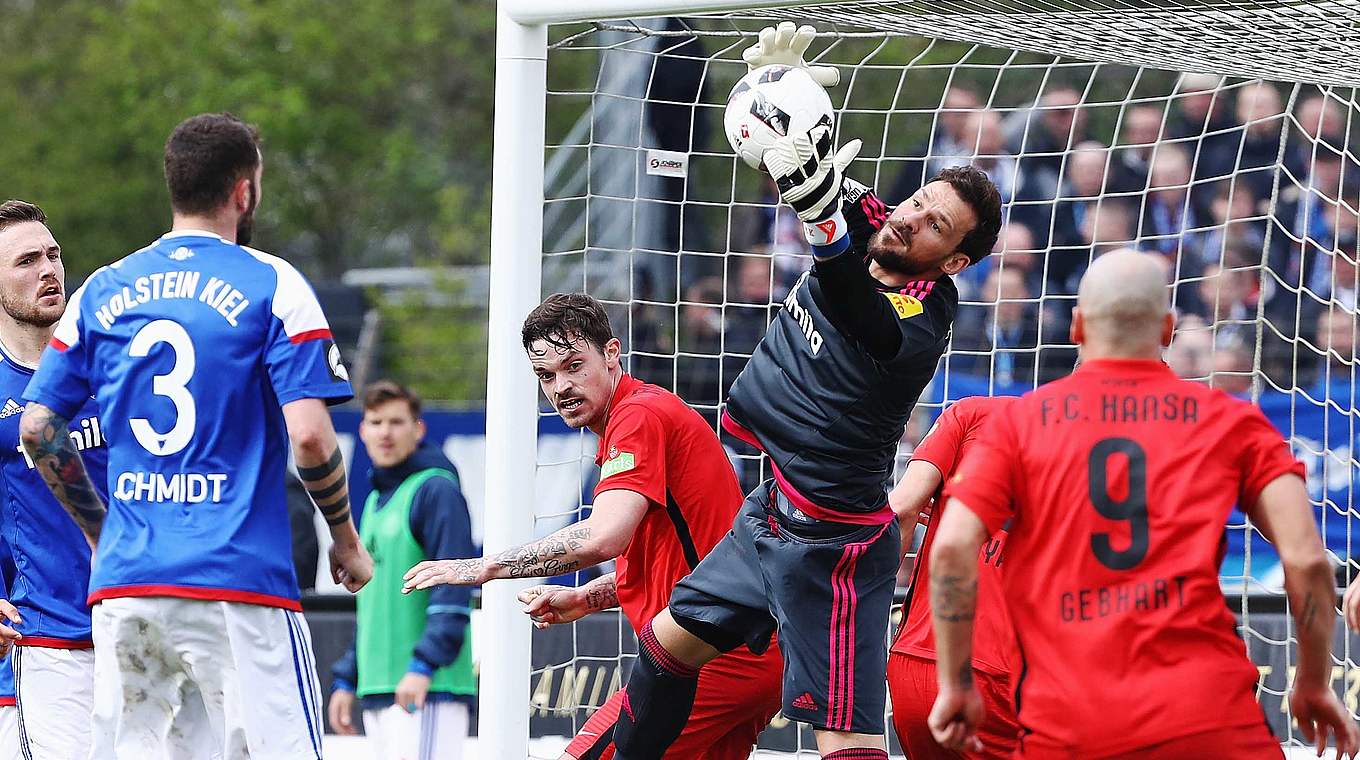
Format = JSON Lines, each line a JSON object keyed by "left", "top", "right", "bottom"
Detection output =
{"left": 763, "top": 123, "right": 862, "bottom": 247}
{"left": 742, "top": 21, "right": 840, "bottom": 88}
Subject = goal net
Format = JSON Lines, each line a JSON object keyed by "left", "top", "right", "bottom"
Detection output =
{"left": 489, "top": 1, "right": 1360, "bottom": 756}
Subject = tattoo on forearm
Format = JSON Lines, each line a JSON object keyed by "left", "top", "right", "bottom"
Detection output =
{"left": 584, "top": 575, "right": 619, "bottom": 611}
{"left": 297, "top": 447, "right": 350, "bottom": 526}
{"left": 931, "top": 572, "right": 978, "bottom": 623}
{"left": 20, "top": 404, "right": 107, "bottom": 545}
{"left": 1300, "top": 591, "right": 1318, "bottom": 630}
{"left": 490, "top": 526, "right": 592, "bottom": 579}
{"left": 958, "top": 661, "right": 974, "bottom": 688}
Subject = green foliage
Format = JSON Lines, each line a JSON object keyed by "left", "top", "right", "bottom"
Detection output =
{"left": 0, "top": 0, "right": 500, "bottom": 279}
{"left": 376, "top": 280, "right": 487, "bottom": 404}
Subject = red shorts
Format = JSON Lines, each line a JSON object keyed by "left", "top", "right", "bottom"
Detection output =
{"left": 888, "top": 652, "right": 1019, "bottom": 760}
{"left": 564, "top": 648, "right": 782, "bottom": 760}
{"left": 1017, "top": 722, "right": 1282, "bottom": 759}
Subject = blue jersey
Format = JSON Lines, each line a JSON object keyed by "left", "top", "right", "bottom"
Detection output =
{"left": 0, "top": 345, "right": 106, "bottom": 645}
{"left": 25, "top": 230, "right": 352, "bottom": 611}
{"left": 0, "top": 535, "right": 14, "bottom": 703}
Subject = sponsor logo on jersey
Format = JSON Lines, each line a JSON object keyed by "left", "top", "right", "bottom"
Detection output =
{"left": 883, "top": 292, "right": 924, "bottom": 320}
{"left": 783, "top": 272, "right": 823, "bottom": 355}
{"left": 17, "top": 415, "right": 106, "bottom": 468}
{"left": 168, "top": 247, "right": 194, "bottom": 261}
{"left": 0, "top": 398, "right": 22, "bottom": 419}
{"left": 600, "top": 449, "right": 635, "bottom": 479}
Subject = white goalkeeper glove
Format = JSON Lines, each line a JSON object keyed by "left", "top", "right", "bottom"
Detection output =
{"left": 763, "top": 122, "right": 862, "bottom": 246}
{"left": 742, "top": 21, "right": 840, "bottom": 88}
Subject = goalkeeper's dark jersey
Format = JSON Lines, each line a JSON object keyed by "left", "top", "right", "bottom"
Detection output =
{"left": 722, "top": 179, "right": 958, "bottom": 524}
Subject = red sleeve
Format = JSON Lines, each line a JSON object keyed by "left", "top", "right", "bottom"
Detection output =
{"left": 911, "top": 404, "right": 967, "bottom": 477}
{"left": 943, "top": 412, "right": 1021, "bottom": 535}
{"left": 1236, "top": 404, "right": 1307, "bottom": 510}
{"left": 594, "top": 403, "right": 667, "bottom": 506}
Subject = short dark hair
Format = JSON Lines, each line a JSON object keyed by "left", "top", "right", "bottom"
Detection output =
{"left": 521, "top": 293, "right": 616, "bottom": 354}
{"left": 362, "top": 379, "right": 422, "bottom": 418}
{"left": 164, "top": 113, "right": 261, "bottom": 215}
{"left": 930, "top": 165, "right": 1003, "bottom": 265}
{"left": 0, "top": 200, "right": 46, "bottom": 233}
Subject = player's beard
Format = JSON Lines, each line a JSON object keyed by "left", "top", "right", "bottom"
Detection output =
{"left": 868, "top": 220, "right": 932, "bottom": 278}
{"left": 236, "top": 180, "right": 259, "bottom": 246}
{"left": 1, "top": 289, "right": 62, "bottom": 328}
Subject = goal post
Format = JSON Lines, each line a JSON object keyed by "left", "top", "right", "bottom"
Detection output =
{"left": 486, "top": 1, "right": 1360, "bottom": 756}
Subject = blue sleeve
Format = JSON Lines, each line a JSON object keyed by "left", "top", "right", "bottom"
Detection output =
{"left": 24, "top": 283, "right": 94, "bottom": 418}
{"left": 261, "top": 262, "right": 353, "bottom": 406}
{"left": 407, "top": 475, "right": 474, "bottom": 672}
{"left": 330, "top": 625, "right": 358, "bottom": 692}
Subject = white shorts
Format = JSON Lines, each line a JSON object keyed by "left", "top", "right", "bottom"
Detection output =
{"left": 0, "top": 705, "right": 17, "bottom": 760}
{"left": 91, "top": 596, "right": 324, "bottom": 760}
{"left": 361, "top": 701, "right": 468, "bottom": 760}
{"left": 12, "top": 646, "right": 94, "bottom": 760}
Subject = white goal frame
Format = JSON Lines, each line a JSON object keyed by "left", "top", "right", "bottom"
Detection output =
{"left": 484, "top": 1, "right": 1360, "bottom": 756}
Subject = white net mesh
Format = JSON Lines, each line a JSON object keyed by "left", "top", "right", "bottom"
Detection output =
{"left": 525, "top": 7, "right": 1360, "bottom": 756}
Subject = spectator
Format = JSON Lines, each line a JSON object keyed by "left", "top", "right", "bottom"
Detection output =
{"left": 1288, "top": 92, "right": 1350, "bottom": 184}
{"left": 1109, "top": 103, "right": 1167, "bottom": 194}
{"left": 961, "top": 110, "right": 1019, "bottom": 204}
{"left": 329, "top": 381, "right": 476, "bottom": 758}
{"left": 1275, "top": 150, "right": 1360, "bottom": 302}
{"left": 1139, "top": 145, "right": 1209, "bottom": 261}
{"left": 1210, "top": 338, "right": 1256, "bottom": 397}
{"left": 951, "top": 267, "right": 1041, "bottom": 387}
{"left": 1191, "top": 262, "right": 1255, "bottom": 350}
{"left": 1328, "top": 236, "right": 1359, "bottom": 311}
{"left": 1167, "top": 72, "right": 1239, "bottom": 185}
{"left": 1046, "top": 141, "right": 1109, "bottom": 250}
{"left": 890, "top": 85, "right": 982, "bottom": 201}
{"left": 1311, "top": 306, "right": 1359, "bottom": 395}
{"left": 674, "top": 277, "right": 726, "bottom": 418}
{"left": 958, "top": 222, "right": 1040, "bottom": 300}
{"left": 1166, "top": 313, "right": 1214, "bottom": 381}
{"left": 1233, "top": 82, "right": 1288, "bottom": 201}
{"left": 1010, "top": 86, "right": 1088, "bottom": 199}
{"left": 1199, "top": 180, "right": 1267, "bottom": 267}
{"left": 725, "top": 254, "right": 775, "bottom": 370}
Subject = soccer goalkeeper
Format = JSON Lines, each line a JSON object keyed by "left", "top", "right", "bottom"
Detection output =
{"left": 600, "top": 22, "right": 1003, "bottom": 760}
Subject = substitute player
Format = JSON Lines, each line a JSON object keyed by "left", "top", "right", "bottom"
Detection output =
{"left": 20, "top": 112, "right": 373, "bottom": 758}
{"left": 930, "top": 250, "right": 1358, "bottom": 758}
{"left": 888, "top": 395, "right": 1020, "bottom": 759}
{"left": 0, "top": 199, "right": 108, "bottom": 760}
{"left": 600, "top": 24, "right": 1004, "bottom": 760}
{"left": 403, "top": 293, "right": 783, "bottom": 760}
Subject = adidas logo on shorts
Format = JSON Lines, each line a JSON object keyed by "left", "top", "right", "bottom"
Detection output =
{"left": 0, "top": 399, "right": 22, "bottom": 419}
{"left": 792, "top": 692, "right": 819, "bottom": 711}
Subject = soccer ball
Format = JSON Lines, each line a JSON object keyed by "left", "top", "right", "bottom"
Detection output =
{"left": 724, "top": 64, "right": 835, "bottom": 171}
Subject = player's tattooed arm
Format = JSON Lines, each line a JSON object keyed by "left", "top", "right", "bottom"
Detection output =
{"left": 582, "top": 572, "right": 619, "bottom": 612}
{"left": 296, "top": 448, "right": 352, "bottom": 527}
{"left": 403, "top": 525, "right": 595, "bottom": 592}
{"left": 19, "top": 402, "right": 106, "bottom": 549}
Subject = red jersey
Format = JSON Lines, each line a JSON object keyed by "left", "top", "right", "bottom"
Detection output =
{"left": 946, "top": 358, "right": 1304, "bottom": 756}
{"left": 593, "top": 374, "right": 745, "bottom": 631}
{"left": 893, "top": 395, "right": 1018, "bottom": 679}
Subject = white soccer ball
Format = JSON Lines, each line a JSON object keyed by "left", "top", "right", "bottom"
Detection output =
{"left": 724, "top": 64, "right": 835, "bottom": 171}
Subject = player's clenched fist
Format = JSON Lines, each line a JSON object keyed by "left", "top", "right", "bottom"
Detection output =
{"left": 330, "top": 535, "right": 374, "bottom": 593}
{"left": 402, "top": 558, "right": 486, "bottom": 593}
{"left": 518, "top": 585, "right": 589, "bottom": 629}
{"left": 927, "top": 683, "right": 986, "bottom": 754}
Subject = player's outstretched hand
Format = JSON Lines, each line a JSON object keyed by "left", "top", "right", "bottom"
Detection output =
{"left": 1292, "top": 684, "right": 1360, "bottom": 758}
{"left": 742, "top": 21, "right": 839, "bottom": 87}
{"left": 1344, "top": 577, "right": 1360, "bottom": 633}
{"left": 330, "top": 536, "right": 374, "bottom": 593}
{"left": 764, "top": 125, "right": 862, "bottom": 226}
{"left": 402, "top": 558, "right": 487, "bottom": 593}
{"left": 0, "top": 599, "right": 21, "bottom": 656}
{"left": 928, "top": 684, "right": 985, "bottom": 754}
{"left": 327, "top": 688, "right": 359, "bottom": 736}
{"left": 518, "top": 585, "right": 589, "bottom": 629}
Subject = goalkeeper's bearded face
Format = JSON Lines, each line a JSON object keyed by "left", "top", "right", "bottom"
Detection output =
{"left": 869, "top": 180, "right": 976, "bottom": 278}
{"left": 527, "top": 335, "right": 622, "bottom": 431}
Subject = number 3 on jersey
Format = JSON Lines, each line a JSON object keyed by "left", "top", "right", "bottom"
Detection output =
{"left": 1087, "top": 437, "right": 1149, "bottom": 570}
{"left": 128, "top": 319, "right": 197, "bottom": 456}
